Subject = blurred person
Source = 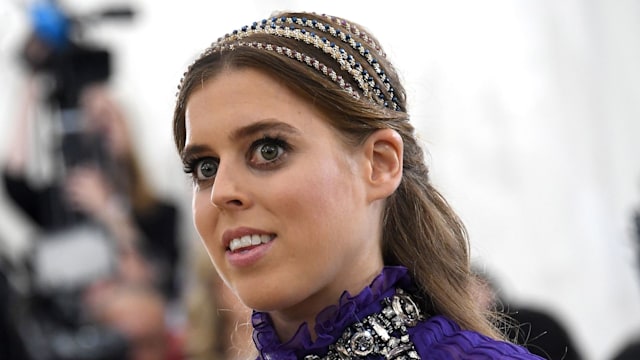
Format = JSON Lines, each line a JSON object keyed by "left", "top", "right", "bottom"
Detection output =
{"left": 473, "top": 266, "right": 584, "bottom": 360}
{"left": 611, "top": 338, "right": 640, "bottom": 360}
{"left": 3, "top": 4, "right": 181, "bottom": 357}
{"left": 1, "top": 77, "right": 183, "bottom": 359}
{"left": 0, "top": 255, "right": 30, "bottom": 360}
{"left": 90, "top": 282, "right": 184, "bottom": 360}
{"left": 184, "top": 248, "right": 252, "bottom": 360}
{"left": 607, "top": 207, "right": 640, "bottom": 360}
{"left": 172, "top": 10, "right": 543, "bottom": 359}
{"left": 3, "top": 78, "right": 181, "bottom": 299}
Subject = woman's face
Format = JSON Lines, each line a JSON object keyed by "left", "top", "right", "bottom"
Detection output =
{"left": 81, "top": 86, "right": 130, "bottom": 158}
{"left": 183, "top": 67, "right": 384, "bottom": 321}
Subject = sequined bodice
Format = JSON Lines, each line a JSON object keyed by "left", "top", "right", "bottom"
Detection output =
{"left": 303, "top": 288, "right": 422, "bottom": 360}
{"left": 251, "top": 266, "right": 543, "bottom": 360}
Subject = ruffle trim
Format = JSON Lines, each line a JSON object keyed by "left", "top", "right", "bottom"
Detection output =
{"left": 252, "top": 266, "right": 415, "bottom": 359}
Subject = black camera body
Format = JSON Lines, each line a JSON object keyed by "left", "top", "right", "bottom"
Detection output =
{"left": 21, "top": 1, "right": 117, "bottom": 172}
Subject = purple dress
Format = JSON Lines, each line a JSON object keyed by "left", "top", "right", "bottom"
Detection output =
{"left": 252, "top": 266, "right": 544, "bottom": 359}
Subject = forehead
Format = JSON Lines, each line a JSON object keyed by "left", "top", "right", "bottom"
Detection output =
{"left": 184, "top": 67, "right": 322, "bottom": 141}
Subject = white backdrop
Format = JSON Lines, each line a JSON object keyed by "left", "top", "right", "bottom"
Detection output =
{"left": 1, "top": 1, "right": 639, "bottom": 359}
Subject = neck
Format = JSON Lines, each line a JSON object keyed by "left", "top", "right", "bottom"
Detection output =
{"left": 268, "top": 262, "right": 384, "bottom": 342}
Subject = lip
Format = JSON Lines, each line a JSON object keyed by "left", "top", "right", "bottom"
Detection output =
{"left": 226, "top": 238, "right": 275, "bottom": 268}
{"left": 222, "top": 226, "right": 275, "bottom": 249}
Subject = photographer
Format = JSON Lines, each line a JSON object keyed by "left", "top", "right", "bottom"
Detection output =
{"left": 0, "top": 2, "right": 183, "bottom": 358}
{"left": 4, "top": 75, "right": 181, "bottom": 295}
{"left": 2, "top": 76, "right": 183, "bottom": 359}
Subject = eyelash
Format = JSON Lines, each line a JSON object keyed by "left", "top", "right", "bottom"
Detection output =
{"left": 182, "top": 134, "right": 291, "bottom": 184}
{"left": 182, "top": 156, "right": 218, "bottom": 185}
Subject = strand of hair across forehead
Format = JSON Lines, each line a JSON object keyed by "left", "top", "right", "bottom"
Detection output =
{"left": 206, "top": 15, "right": 400, "bottom": 111}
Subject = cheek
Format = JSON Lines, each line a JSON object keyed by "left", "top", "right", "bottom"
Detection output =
{"left": 192, "top": 191, "right": 226, "bottom": 270}
{"left": 192, "top": 189, "right": 215, "bottom": 239}
{"left": 278, "top": 161, "right": 358, "bottom": 230}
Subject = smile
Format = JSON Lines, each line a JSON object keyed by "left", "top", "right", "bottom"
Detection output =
{"left": 228, "top": 234, "right": 274, "bottom": 252}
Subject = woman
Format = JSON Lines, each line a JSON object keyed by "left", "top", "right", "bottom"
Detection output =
{"left": 173, "top": 11, "right": 542, "bottom": 359}
{"left": 66, "top": 86, "right": 181, "bottom": 298}
{"left": 3, "top": 81, "right": 181, "bottom": 299}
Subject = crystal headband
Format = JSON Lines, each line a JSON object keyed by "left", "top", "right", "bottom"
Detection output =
{"left": 320, "top": 14, "right": 385, "bottom": 58}
{"left": 223, "top": 41, "right": 360, "bottom": 100}
{"left": 204, "top": 15, "right": 400, "bottom": 111}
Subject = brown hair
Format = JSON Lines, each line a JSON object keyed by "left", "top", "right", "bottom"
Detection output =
{"left": 80, "top": 85, "right": 158, "bottom": 214}
{"left": 185, "top": 250, "right": 253, "bottom": 359}
{"left": 173, "top": 11, "right": 501, "bottom": 339}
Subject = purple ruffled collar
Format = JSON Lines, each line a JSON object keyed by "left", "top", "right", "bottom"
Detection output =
{"left": 251, "top": 266, "right": 415, "bottom": 359}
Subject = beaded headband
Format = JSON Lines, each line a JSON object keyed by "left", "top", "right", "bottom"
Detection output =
{"left": 223, "top": 41, "right": 360, "bottom": 101}
{"left": 185, "top": 14, "right": 401, "bottom": 111}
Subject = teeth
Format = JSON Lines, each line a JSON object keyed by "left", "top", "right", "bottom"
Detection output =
{"left": 229, "top": 234, "right": 273, "bottom": 252}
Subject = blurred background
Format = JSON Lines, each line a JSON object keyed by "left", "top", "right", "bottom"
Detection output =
{"left": 1, "top": 1, "right": 639, "bottom": 359}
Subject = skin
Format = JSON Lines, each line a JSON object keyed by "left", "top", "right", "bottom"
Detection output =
{"left": 99, "top": 286, "right": 168, "bottom": 360}
{"left": 182, "top": 67, "right": 403, "bottom": 341}
{"left": 80, "top": 85, "right": 132, "bottom": 158}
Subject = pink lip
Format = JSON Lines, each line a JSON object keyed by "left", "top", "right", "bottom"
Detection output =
{"left": 221, "top": 226, "right": 275, "bottom": 249}
{"left": 226, "top": 239, "right": 275, "bottom": 268}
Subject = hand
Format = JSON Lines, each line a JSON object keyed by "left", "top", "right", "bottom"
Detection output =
{"left": 64, "top": 166, "right": 115, "bottom": 220}
{"left": 118, "top": 248, "right": 155, "bottom": 285}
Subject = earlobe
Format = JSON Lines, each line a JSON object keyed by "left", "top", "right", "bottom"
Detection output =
{"left": 365, "top": 129, "right": 403, "bottom": 201}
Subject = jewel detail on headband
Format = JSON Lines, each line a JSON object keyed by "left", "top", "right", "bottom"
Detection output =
{"left": 224, "top": 42, "right": 360, "bottom": 100}
{"left": 209, "top": 15, "right": 400, "bottom": 111}
{"left": 320, "top": 14, "right": 386, "bottom": 58}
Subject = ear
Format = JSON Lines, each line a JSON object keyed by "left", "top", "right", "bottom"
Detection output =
{"left": 362, "top": 128, "right": 403, "bottom": 202}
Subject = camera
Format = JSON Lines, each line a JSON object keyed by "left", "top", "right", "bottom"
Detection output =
{"left": 21, "top": 1, "right": 115, "bottom": 108}
{"left": 21, "top": 1, "right": 135, "bottom": 170}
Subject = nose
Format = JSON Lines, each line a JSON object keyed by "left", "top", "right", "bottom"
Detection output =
{"left": 210, "top": 161, "right": 250, "bottom": 211}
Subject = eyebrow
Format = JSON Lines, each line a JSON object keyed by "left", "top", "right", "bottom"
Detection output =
{"left": 181, "top": 119, "right": 301, "bottom": 162}
{"left": 230, "top": 119, "right": 301, "bottom": 142}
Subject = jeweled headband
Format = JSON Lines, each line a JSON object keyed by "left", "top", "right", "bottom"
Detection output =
{"left": 180, "top": 13, "right": 402, "bottom": 112}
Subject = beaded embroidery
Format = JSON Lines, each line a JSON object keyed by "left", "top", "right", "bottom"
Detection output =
{"left": 303, "top": 288, "right": 424, "bottom": 360}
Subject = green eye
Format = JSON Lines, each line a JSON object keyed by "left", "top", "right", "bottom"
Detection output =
{"left": 249, "top": 136, "right": 289, "bottom": 167}
{"left": 197, "top": 158, "right": 218, "bottom": 179}
{"left": 260, "top": 143, "right": 281, "bottom": 161}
